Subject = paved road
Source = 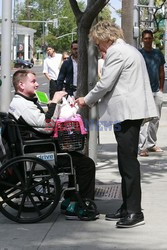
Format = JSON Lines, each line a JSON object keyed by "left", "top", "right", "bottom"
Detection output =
{"left": 1, "top": 64, "right": 167, "bottom": 100}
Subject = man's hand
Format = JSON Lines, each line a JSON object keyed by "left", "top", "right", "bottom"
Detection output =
{"left": 75, "top": 97, "right": 86, "bottom": 108}
{"left": 51, "top": 91, "right": 67, "bottom": 103}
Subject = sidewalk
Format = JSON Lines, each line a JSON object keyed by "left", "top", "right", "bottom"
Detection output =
{"left": 0, "top": 105, "right": 167, "bottom": 249}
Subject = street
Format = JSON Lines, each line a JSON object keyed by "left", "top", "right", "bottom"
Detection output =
{"left": 0, "top": 64, "right": 166, "bottom": 103}
{"left": 9, "top": 64, "right": 167, "bottom": 97}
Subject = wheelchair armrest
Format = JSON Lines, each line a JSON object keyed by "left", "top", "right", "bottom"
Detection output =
{"left": 0, "top": 112, "right": 8, "bottom": 119}
{"left": 23, "top": 138, "right": 54, "bottom": 145}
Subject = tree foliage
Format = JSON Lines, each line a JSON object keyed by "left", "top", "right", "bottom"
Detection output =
{"left": 17, "top": 0, "right": 115, "bottom": 54}
{"left": 153, "top": 0, "right": 166, "bottom": 32}
{"left": 17, "top": 0, "right": 83, "bottom": 53}
{"left": 98, "top": 4, "right": 112, "bottom": 21}
{"left": 137, "top": 0, "right": 166, "bottom": 50}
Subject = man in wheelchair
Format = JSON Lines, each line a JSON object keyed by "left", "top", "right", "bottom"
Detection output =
{"left": 8, "top": 69, "right": 99, "bottom": 220}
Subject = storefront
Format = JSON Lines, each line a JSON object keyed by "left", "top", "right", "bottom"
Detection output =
{"left": 0, "top": 23, "right": 36, "bottom": 61}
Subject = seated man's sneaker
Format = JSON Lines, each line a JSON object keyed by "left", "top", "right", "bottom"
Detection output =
{"left": 65, "top": 202, "right": 100, "bottom": 220}
{"left": 105, "top": 208, "right": 127, "bottom": 221}
{"left": 65, "top": 202, "right": 78, "bottom": 220}
{"left": 60, "top": 198, "right": 70, "bottom": 213}
{"left": 116, "top": 212, "right": 145, "bottom": 228}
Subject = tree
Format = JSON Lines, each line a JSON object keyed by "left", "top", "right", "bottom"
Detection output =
{"left": 17, "top": 0, "right": 115, "bottom": 54}
{"left": 153, "top": 0, "right": 166, "bottom": 33}
{"left": 98, "top": 4, "right": 112, "bottom": 21}
{"left": 17, "top": 0, "right": 81, "bottom": 52}
{"left": 68, "top": 0, "right": 109, "bottom": 157}
{"left": 138, "top": 0, "right": 166, "bottom": 50}
{"left": 69, "top": 0, "right": 109, "bottom": 99}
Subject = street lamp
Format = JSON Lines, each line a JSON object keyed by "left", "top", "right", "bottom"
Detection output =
{"left": 27, "top": 5, "right": 45, "bottom": 63}
{"left": 13, "top": 0, "right": 18, "bottom": 60}
{"left": 52, "top": 14, "right": 68, "bottom": 29}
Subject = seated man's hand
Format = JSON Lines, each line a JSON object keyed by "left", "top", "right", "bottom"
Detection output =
{"left": 51, "top": 91, "right": 67, "bottom": 103}
{"left": 75, "top": 97, "right": 86, "bottom": 108}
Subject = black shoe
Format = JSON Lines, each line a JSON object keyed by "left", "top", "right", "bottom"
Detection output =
{"left": 116, "top": 212, "right": 145, "bottom": 228}
{"left": 105, "top": 208, "right": 127, "bottom": 221}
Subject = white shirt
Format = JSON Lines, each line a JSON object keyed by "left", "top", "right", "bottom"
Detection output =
{"left": 43, "top": 53, "right": 62, "bottom": 80}
{"left": 98, "top": 58, "right": 105, "bottom": 78}
{"left": 72, "top": 58, "right": 78, "bottom": 86}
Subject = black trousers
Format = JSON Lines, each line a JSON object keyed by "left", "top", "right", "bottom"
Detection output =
{"left": 49, "top": 79, "right": 58, "bottom": 100}
{"left": 114, "top": 119, "right": 143, "bottom": 213}
{"left": 57, "top": 151, "right": 95, "bottom": 201}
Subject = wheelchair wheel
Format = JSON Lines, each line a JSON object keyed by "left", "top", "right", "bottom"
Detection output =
{"left": 0, "top": 156, "right": 61, "bottom": 223}
{"left": 77, "top": 198, "right": 97, "bottom": 221}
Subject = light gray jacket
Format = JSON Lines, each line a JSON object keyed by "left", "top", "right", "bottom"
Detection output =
{"left": 84, "top": 39, "right": 157, "bottom": 124}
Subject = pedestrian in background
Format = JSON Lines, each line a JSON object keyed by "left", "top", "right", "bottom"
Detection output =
{"left": 43, "top": 45, "right": 62, "bottom": 99}
{"left": 139, "top": 30, "right": 165, "bottom": 157}
{"left": 57, "top": 40, "right": 78, "bottom": 96}
{"left": 75, "top": 20, "right": 157, "bottom": 228}
{"left": 60, "top": 51, "right": 69, "bottom": 67}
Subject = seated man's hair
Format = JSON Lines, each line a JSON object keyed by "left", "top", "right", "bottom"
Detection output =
{"left": 13, "top": 69, "right": 36, "bottom": 91}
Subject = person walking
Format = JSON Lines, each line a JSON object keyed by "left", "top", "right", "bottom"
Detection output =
{"left": 43, "top": 45, "right": 62, "bottom": 99}
{"left": 75, "top": 20, "right": 157, "bottom": 228}
{"left": 139, "top": 30, "right": 165, "bottom": 157}
{"left": 57, "top": 40, "right": 78, "bottom": 96}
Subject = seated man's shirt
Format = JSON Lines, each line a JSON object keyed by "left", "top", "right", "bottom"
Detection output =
{"left": 9, "top": 93, "right": 56, "bottom": 138}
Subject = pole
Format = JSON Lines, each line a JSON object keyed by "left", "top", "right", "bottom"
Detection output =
{"left": 165, "top": 1, "right": 167, "bottom": 62}
{"left": 12, "top": 0, "right": 16, "bottom": 61}
{"left": 88, "top": 41, "right": 98, "bottom": 163}
{"left": 42, "top": 10, "right": 45, "bottom": 65}
{"left": 0, "top": 0, "right": 12, "bottom": 112}
{"left": 122, "top": 0, "right": 134, "bottom": 46}
{"left": 133, "top": 0, "right": 139, "bottom": 48}
{"left": 149, "top": 0, "right": 154, "bottom": 30}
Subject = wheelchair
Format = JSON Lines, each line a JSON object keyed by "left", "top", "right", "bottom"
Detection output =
{"left": 0, "top": 112, "right": 97, "bottom": 223}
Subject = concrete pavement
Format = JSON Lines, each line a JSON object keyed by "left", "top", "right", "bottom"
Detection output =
{"left": 0, "top": 100, "right": 167, "bottom": 249}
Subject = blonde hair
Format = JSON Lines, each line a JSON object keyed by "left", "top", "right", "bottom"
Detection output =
{"left": 62, "top": 51, "right": 69, "bottom": 61}
{"left": 89, "top": 20, "right": 124, "bottom": 44}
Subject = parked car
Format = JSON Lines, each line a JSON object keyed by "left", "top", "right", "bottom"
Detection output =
{"left": 14, "top": 59, "right": 33, "bottom": 69}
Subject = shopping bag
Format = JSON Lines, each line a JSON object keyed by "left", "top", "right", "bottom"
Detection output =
{"left": 54, "top": 96, "right": 79, "bottom": 120}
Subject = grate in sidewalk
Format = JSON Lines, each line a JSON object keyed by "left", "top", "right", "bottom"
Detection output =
{"left": 95, "top": 184, "right": 122, "bottom": 200}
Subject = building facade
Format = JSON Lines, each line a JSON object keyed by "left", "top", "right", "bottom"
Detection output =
{"left": 0, "top": 23, "right": 36, "bottom": 61}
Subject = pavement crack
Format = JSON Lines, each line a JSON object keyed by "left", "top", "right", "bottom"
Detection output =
{"left": 37, "top": 213, "right": 61, "bottom": 249}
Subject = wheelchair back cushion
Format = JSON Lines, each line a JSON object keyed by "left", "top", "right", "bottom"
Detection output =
{"left": 1, "top": 114, "right": 23, "bottom": 160}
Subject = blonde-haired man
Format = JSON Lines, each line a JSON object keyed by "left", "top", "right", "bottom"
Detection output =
{"left": 76, "top": 20, "right": 157, "bottom": 228}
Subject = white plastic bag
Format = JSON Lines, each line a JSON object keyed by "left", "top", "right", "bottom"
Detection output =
{"left": 54, "top": 96, "right": 79, "bottom": 120}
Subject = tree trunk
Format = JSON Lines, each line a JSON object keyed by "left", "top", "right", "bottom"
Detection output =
{"left": 69, "top": 0, "right": 109, "bottom": 120}
{"left": 69, "top": 0, "right": 109, "bottom": 156}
